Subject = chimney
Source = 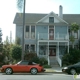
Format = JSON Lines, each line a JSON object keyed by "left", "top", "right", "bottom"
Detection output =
{"left": 59, "top": 5, "right": 63, "bottom": 19}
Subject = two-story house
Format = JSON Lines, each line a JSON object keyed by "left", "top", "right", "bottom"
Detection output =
{"left": 13, "top": 5, "right": 80, "bottom": 67}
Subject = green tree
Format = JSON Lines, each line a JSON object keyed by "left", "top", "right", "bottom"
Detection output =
{"left": 69, "top": 22, "right": 80, "bottom": 48}
{"left": 11, "top": 45, "right": 22, "bottom": 61}
{"left": 15, "top": 37, "right": 21, "bottom": 45}
{"left": 3, "top": 36, "right": 11, "bottom": 57}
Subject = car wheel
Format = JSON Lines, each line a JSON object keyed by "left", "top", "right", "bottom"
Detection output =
{"left": 30, "top": 68, "right": 38, "bottom": 75}
{"left": 5, "top": 68, "right": 13, "bottom": 75}
{"left": 70, "top": 68, "right": 76, "bottom": 75}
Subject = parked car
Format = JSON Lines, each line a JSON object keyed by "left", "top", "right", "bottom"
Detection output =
{"left": 62, "top": 62, "right": 80, "bottom": 74}
{"left": 1, "top": 60, "right": 45, "bottom": 75}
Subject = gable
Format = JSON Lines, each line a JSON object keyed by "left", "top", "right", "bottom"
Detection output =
{"left": 37, "top": 12, "right": 68, "bottom": 24}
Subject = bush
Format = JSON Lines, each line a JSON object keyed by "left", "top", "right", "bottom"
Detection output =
{"left": 43, "top": 65, "right": 51, "bottom": 68}
{"left": 11, "top": 45, "right": 22, "bottom": 61}
{"left": 24, "top": 52, "right": 37, "bottom": 61}
{"left": 39, "top": 57, "right": 48, "bottom": 65}
{"left": 62, "top": 48, "right": 80, "bottom": 66}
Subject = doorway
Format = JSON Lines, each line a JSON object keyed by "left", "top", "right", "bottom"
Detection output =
{"left": 49, "top": 47, "right": 56, "bottom": 56}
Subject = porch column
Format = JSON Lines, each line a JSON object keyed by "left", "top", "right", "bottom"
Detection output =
{"left": 37, "top": 41, "right": 39, "bottom": 56}
{"left": 68, "top": 42, "right": 69, "bottom": 53}
{"left": 48, "top": 42, "right": 50, "bottom": 65}
{"left": 57, "top": 42, "right": 59, "bottom": 56}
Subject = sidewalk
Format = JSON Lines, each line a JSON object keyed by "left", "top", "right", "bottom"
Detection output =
{"left": 45, "top": 67, "right": 63, "bottom": 73}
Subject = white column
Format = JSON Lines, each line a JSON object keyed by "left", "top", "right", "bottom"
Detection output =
{"left": 38, "top": 32, "right": 39, "bottom": 40}
{"left": 37, "top": 41, "right": 39, "bottom": 56}
{"left": 48, "top": 42, "right": 50, "bottom": 65}
{"left": 57, "top": 42, "right": 59, "bottom": 56}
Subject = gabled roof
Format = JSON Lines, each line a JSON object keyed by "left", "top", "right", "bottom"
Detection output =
{"left": 36, "top": 11, "right": 68, "bottom": 24}
{"left": 13, "top": 13, "right": 80, "bottom": 25}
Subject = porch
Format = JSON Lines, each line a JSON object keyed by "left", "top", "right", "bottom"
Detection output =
{"left": 37, "top": 42, "right": 69, "bottom": 67}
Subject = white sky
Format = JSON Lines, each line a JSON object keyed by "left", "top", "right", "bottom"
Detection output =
{"left": 0, "top": 0, "right": 80, "bottom": 42}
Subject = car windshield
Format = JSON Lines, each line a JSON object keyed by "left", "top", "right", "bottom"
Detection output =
{"left": 17, "top": 61, "right": 21, "bottom": 64}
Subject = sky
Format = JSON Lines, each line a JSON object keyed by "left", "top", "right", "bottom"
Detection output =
{"left": 0, "top": 0, "right": 80, "bottom": 42}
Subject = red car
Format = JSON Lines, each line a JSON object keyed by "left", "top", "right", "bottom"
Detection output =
{"left": 1, "top": 60, "right": 45, "bottom": 75}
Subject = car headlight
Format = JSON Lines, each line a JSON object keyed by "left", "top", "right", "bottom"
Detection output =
{"left": 64, "top": 67, "right": 68, "bottom": 69}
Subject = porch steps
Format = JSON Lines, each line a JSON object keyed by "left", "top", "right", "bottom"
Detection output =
{"left": 49, "top": 56, "right": 60, "bottom": 67}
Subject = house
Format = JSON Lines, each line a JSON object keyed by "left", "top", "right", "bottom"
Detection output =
{"left": 13, "top": 5, "right": 80, "bottom": 67}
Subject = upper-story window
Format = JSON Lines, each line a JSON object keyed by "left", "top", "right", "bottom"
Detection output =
{"left": 74, "top": 31, "right": 78, "bottom": 39}
{"left": 49, "top": 17, "right": 54, "bottom": 23}
{"left": 68, "top": 29, "right": 78, "bottom": 39}
{"left": 31, "top": 26, "right": 35, "bottom": 39}
{"left": 25, "top": 25, "right": 35, "bottom": 39}
{"left": 25, "top": 26, "right": 29, "bottom": 38}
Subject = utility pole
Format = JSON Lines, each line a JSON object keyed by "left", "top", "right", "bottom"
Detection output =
{"left": 22, "top": 0, "right": 26, "bottom": 60}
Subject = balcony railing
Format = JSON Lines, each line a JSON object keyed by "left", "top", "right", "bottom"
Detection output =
{"left": 38, "top": 33, "right": 69, "bottom": 40}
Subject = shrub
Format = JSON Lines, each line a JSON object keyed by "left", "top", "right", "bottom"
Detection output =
{"left": 24, "top": 52, "right": 37, "bottom": 61}
{"left": 11, "top": 45, "right": 22, "bottom": 61}
{"left": 39, "top": 57, "right": 48, "bottom": 65}
{"left": 43, "top": 64, "right": 51, "bottom": 68}
{"left": 62, "top": 48, "right": 80, "bottom": 66}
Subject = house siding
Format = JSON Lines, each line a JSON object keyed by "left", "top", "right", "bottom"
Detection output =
{"left": 16, "top": 25, "right": 23, "bottom": 45}
{"left": 36, "top": 25, "right": 48, "bottom": 40}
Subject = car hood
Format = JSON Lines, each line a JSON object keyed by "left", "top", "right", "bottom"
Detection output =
{"left": 67, "top": 64, "right": 78, "bottom": 68}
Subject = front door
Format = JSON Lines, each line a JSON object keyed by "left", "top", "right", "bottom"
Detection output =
{"left": 49, "top": 48, "right": 56, "bottom": 56}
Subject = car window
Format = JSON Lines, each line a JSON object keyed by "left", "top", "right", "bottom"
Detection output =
{"left": 19, "top": 61, "right": 28, "bottom": 65}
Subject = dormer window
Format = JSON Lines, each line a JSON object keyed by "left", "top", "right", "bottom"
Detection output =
{"left": 49, "top": 17, "right": 54, "bottom": 23}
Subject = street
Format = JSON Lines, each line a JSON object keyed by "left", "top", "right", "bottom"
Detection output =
{"left": 0, "top": 73, "right": 78, "bottom": 80}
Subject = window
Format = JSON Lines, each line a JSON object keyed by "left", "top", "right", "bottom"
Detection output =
{"left": 49, "top": 17, "right": 54, "bottom": 23}
{"left": 25, "top": 44, "right": 35, "bottom": 52}
{"left": 31, "top": 26, "right": 35, "bottom": 39}
{"left": 25, "top": 44, "right": 29, "bottom": 52}
{"left": 31, "top": 45, "right": 35, "bottom": 51}
{"left": 19, "top": 61, "right": 28, "bottom": 65}
{"left": 25, "top": 25, "right": 35, "bottom": 39}
{"left": 74, "top": 31, "right": 78, "bottom": 39}
{"left": 25, "top": 26, "right": 29, "bottom": 38}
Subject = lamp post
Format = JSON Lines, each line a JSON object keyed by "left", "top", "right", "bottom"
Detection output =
{"left": 22, "top": 0, "right": 26, "bottom": 60}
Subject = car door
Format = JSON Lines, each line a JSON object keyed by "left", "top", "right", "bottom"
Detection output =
{"left": 75, "top": 62, "right": 80, "bottom": 72}
{"left": 13, "top": 61, "right": 29, "bottom": 72}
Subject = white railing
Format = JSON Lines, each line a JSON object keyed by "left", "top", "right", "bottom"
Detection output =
{"left": 38, "top": 33, "right": 69, "bottom": 40}
{"left": 56, "top": 56, "right": 62, "bottom": 67}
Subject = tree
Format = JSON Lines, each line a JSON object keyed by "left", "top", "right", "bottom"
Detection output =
{"left": 3, "top": 36, "right": 11, "bottom": 57}
{"left": 69, "top": 22, "right": 80, "bottom": 48}
{"left": 0, "top": 28, "right": 3, "bottom": 52}
{"left": 15, "top": 37, "right": 21, "bottom": 45}
{"left": 11, "top": 45, "right": 22, "bottom": 61}
{"left": 0, "top": 28, "right": 2, "bottom": 43}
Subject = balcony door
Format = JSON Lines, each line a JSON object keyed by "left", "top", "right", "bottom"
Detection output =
{"left": 49, "top": 26, "right": 54, "bottom": 40}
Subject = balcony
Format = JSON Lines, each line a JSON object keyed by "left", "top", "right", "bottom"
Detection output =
{"left": 38, "top": 33, "right": 69, "bottom": 41}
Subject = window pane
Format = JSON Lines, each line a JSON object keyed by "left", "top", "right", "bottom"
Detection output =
{"left": 31, "top": 45, "right": 35, "bottom": 52}
{"left": 26, "top": 26, "right": 29, "bottom": 32}
{"left": 74, "top": 32, "right": 78, "bottom": 39}
{"left": 25, "top": 44, "right": 29, "bottom": 52}
{"left": 31, "top": 26, "right": 35, "bottom": 39}
{"left": 25, "top": 26, "right": 29, "bottom": 38}
{"left": 49, "top": 17, "right": 54, "bottom": 23}
{"left": 31, "top": 26, "right": 35, "bottom": 32}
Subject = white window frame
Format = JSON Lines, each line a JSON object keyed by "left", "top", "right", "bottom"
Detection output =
{"left": 25, "top": 25, "right": 35, "bottom": 39}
